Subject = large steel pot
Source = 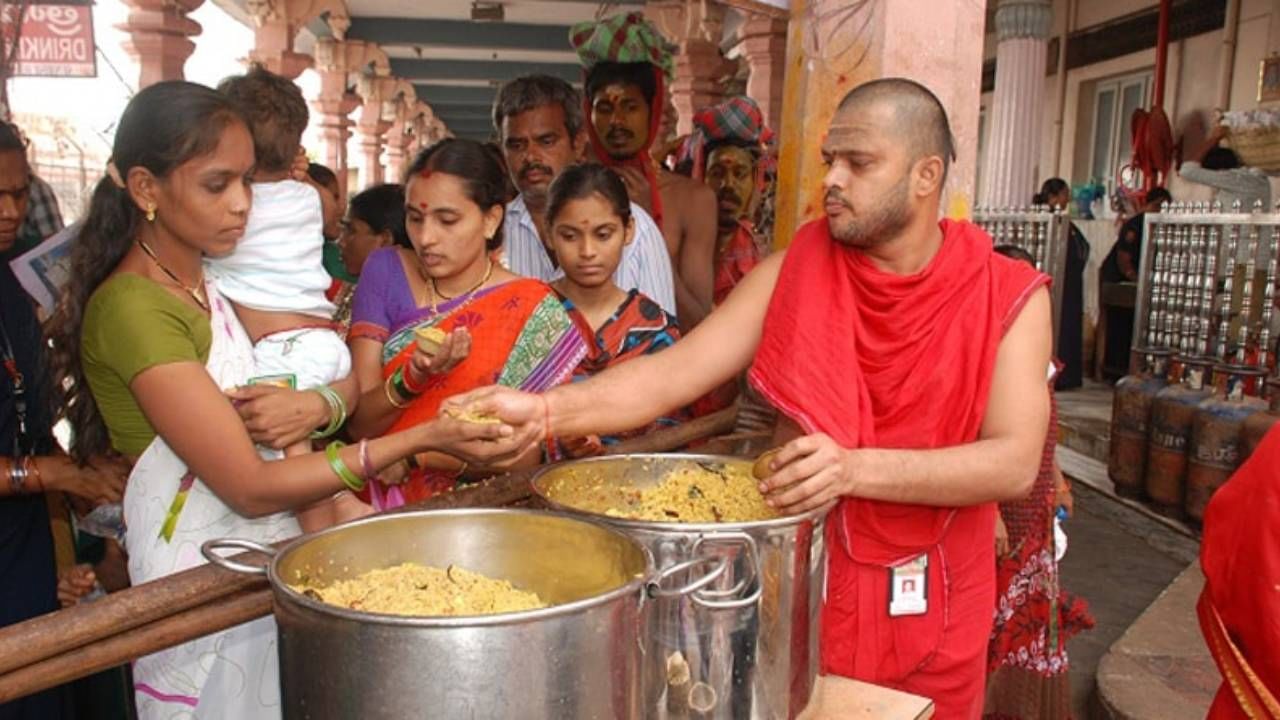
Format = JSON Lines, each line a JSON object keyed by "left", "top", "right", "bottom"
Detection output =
{"left": 532, "top": 454, "right": 826, "bottom": 720}
{"left": 203, "top": 509, "right": 719, "bottom": 720}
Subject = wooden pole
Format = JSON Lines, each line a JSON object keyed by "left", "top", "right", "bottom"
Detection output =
{"left": 0, "top": 588, "right": 271, "bottom": 703}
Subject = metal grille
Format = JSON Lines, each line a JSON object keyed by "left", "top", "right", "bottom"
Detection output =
{"left": 1135, "top": 202, "right": 1279, "bottom": 379}
{"left": 973, "top": 205, "right": 1068, "bottom": 350}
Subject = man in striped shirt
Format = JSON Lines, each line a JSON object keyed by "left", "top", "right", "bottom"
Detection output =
{"left": 494, "top": 75, "right": 677, "bottom": 318}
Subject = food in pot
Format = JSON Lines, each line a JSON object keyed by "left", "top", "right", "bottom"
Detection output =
{"left": 546, "top": 460, "right": 778, "bottom": 523}
{"left": 293, "top": 562, "right": 545, "bottom": 616}
{"left": 415, "top": 326, "right": 447, "bottom": 355}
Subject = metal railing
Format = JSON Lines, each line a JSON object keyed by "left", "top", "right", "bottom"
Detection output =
{"left": 973, "top": 205, "right": 1069, "bottom": 350}
{"left": 1134, "top": 201, "right": 1279, "bottom": 377}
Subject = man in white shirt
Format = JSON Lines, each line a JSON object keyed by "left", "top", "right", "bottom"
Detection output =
{"left": 1180, "top": 124, "right": 1272, "bottom": 211}
{"left": 493, "top": 74, "right": 677, "bottom": 318}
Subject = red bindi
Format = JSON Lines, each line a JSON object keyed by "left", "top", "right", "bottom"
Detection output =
{"left": 416, "top": 201, "right": 429, "bottom": 211}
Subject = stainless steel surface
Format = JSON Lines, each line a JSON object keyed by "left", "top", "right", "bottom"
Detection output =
{"left": 205, "top": 509, "right": 654, "bottom": 720}
{"left": 532, "top": 454, "right": 826, "bottom": 720}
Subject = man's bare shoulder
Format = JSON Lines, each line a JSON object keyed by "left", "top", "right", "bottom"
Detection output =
{"left": 658, "top": 170, "right": 717, "bottom": 208}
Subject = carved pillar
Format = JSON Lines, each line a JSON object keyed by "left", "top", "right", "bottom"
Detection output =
{"left": 246, "top": 0, "right": 349, "bottom": 79}
{"left": 979, "top": 0, "right": 1054, "bottom": 208}
{"left": 356, "top": 75, "right": 406, "bottom": 189}
{"left": 118, "top": 0, "right": 204, "bottom": 87}
{"left": 739, "top": 14, "right": 788, "bottom": 135}
{"left": 647, "top": 0, "right": 735, "bottom": 135}
{"left": 312, "top": 39, "right": 387, "bottom": 198}
{"left": 384, "top": 100, "right": 425, "bottom": 183}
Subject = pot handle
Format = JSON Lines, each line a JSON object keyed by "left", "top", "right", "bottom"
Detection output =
{"left": 690, "top": 531, "right": 764, "bottom": 611}
{"left": 201, "top": 538, "right": 277, "bottom": 576}
{"left": 647, "top": 556, "right": 729, "bottom": 599}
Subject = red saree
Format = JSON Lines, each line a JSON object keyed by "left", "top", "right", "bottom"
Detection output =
{"left": 1199, "top": 425, "right": 1280, "bottom": 719}
{"left": 749, "top": 218, "right": 1048, "bottom": 718}
{"left": 359, "top": 278, "right": 586, "bottom": 505}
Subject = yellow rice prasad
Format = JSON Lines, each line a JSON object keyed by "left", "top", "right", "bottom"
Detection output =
{"left": 294, "top": 563, "right": 545, "bottom": 616}
{"left": 547, "top": 460, "right": 778, "bottom": 523}
{"left": 443, "top": 405, "right": 503, "bottom": 424}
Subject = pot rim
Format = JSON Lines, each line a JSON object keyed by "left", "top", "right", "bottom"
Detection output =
{"left": 530, "top": 453, "right": 830, "bottom": 531}
{"left": 268, "top": 508, "right": 653, "bottom": 628}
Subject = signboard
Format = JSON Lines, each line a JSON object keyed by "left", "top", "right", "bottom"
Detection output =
{"left": 1, "top": 4, "right": 96, "bottom": 78}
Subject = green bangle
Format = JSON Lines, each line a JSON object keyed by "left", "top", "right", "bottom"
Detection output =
{"left": 310, "top": 386, "right": 347, "bottom": 440}
{"left": 390, "top": 367, "right": 419, "bottom": 400}
{"left": 325, "top": 441, "right": 364, "bottom": 492}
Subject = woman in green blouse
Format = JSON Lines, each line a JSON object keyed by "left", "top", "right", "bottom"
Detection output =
{"left": 47, "top": 81, "right": 537, "bottom": 720}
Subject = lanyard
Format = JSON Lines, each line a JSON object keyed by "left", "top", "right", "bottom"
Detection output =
{"left": 0, "top": 310, "right": 31, "bottom": 456}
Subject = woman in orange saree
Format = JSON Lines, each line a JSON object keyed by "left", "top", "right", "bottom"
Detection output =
{"left": 346, "top": 140, "right": 586, "bottom": 508}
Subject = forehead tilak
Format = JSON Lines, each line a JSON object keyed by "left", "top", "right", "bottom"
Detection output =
{"left": 821, "top": 121, "right": 866, "bottom": 155}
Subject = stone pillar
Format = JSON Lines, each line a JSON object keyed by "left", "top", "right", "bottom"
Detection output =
{"left": 356, "top": 75, "right": 403, "bottom": 189}
{"left": 772, "top": 0, "right": 986, "bottom": 247}
{"left": 246, "top": 0, "right": 349, "bottom": 79}
{"left": 384, "top": 111, "right": 414, "bottom": 183}
{"left": 312, "top": 39, "right": 389, "bottom": 198}
{"left": 739, "top": 14, "right": 788, "bottom": 135}
{"left": 118, "top": 0, "right": 204, "bottom": 87}
{"left": 978, "top": 0, "right": 1053, "bottom": 208}
{"left": 357, "top": 110, "right": 390, "bottom": 189}
{"left": 647, "top": 0, "right": 735, "bottom": 135}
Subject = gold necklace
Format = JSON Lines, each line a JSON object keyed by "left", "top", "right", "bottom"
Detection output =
{"left": 137, "top": 239, "right": 209, "bottom": 310}
{"left": 428, "top": 258, "right": 493, "bottom": 315}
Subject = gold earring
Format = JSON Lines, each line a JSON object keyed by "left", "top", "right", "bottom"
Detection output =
{"left": 145, "top": 204, "right": 156, "bottom": 223}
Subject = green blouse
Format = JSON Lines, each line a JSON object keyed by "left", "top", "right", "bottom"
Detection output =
{"left": 81, "top": 273, "right": 212, "bottom": 457}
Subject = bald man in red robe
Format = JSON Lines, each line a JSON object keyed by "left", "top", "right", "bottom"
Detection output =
{"left": 458, "top": 78, "right": 1053, "bottom": 718}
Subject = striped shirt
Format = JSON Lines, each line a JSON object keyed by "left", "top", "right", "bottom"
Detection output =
{"left": 501, "top": 195, "right": 677, "bottom": 317}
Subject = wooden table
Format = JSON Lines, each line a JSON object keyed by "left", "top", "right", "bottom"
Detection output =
{"left": 798, "top": 675, "right": 934, "bottom": 720}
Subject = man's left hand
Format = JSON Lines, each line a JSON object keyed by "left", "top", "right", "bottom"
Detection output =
{"left": 756, "top": 433, "right": 854, "bottom": 515}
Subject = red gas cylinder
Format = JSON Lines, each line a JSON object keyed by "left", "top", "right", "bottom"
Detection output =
{"left": 1185, "top": 365, "right": 1267, "bottom": 524}
{"left": 1108, "top": 349, "right": 1172, "bottom": 499}
{"left": 1145, "top": 358, "right": 1213, "bottom": 519}
{"left": 1240, "top": 376, "right": 1280, "bottom": 461}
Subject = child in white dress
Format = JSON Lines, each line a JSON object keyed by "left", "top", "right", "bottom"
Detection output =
{"left": 208, "top": 66, "right": 363, "bottom": 530}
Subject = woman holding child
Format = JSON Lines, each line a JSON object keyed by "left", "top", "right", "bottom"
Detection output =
{"left": 345, "top": 139, "right": 587, "bottom": 507}
{"left": 49, "top": 81, "right": 530, "bottom": 719}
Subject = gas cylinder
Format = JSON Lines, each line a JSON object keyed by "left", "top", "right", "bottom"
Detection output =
{"left": 1108, "top": 349, "right": 1172, "bottom": 499}
{"left": 1145, "top": 358, "right": 1214, "bottom": 519}
{"left": 1241, "top": 376, "right": 1280, "bottom": 461}
{"left": 1185, "top": 365, "right": 1267, "bottom": 524}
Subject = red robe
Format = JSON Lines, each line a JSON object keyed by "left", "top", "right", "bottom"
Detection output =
{"left": 749, "top": 218, "right": 1047, "bottom": 718}
{"left": 1199, "top": 425, "right": 1280, "bottom": 719}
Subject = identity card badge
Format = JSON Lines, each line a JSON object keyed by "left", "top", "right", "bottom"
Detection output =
{"left": 888, "top": 553, "right": 928, "bottom": 617}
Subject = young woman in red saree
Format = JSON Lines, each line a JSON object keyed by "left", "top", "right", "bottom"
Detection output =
{"left": 346, "top": 140, "right": 586, "bottom": 507}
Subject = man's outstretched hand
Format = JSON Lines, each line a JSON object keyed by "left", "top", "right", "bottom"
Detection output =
{"left": 442, "top": 385, "right": 548, "bottom": 460}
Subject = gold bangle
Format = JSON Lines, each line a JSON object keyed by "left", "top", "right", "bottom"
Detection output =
{"left": 384, "top": 375, "right": 411, "bottom": 409}
{"left": 454, "top": 460, "right": 468, "bottom": 478}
